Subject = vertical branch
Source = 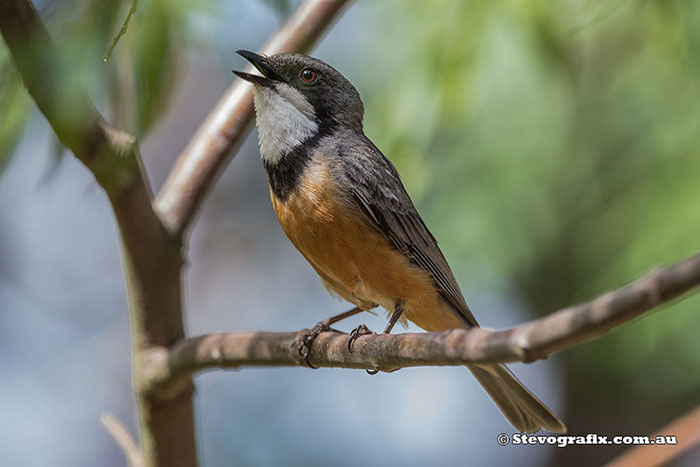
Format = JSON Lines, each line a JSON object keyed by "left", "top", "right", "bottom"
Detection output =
{"left": 113, "top": 177, "right": 196, "bottom": 467}
{"left": 0, "top": 1, "right": 196, "bottom": 466}
{"left": 1, "top": 0, "right": 351, "bottom": 465}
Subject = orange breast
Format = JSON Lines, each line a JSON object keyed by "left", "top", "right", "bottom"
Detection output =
{"left": 270, "top": 158, "right": 466, "bottom": 332}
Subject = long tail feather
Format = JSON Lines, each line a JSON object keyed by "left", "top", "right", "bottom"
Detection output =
{"left": 468, "top": 363, "right": 566, "bottom": 433}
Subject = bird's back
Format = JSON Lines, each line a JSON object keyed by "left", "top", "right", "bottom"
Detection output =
{"left": 335, "top": 131, "right": 478, "bottom": 328}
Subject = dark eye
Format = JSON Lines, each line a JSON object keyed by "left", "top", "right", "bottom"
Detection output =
{"left": 300, "top": 68, "right": 317, "bottom": 83}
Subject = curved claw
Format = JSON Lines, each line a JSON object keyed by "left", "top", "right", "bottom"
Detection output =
{"left": 347, "top": 324, "right": 374, "bottom": 353}
{"left": 297, "top": 319, "right": 333, "bottom": 368}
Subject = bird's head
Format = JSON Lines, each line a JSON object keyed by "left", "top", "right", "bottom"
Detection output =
{"left": 234, "top": 50, "right": 363, "bottom": 163}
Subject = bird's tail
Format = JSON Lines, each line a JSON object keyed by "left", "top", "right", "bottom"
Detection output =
{"left": 468, "top": 363, "right": 566, "bottom": 433}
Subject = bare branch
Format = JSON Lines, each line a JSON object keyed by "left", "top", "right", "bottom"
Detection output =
{"left": 100, "top": 413, "right": 145, "bottom": 467}
{"left": 606, "top": 406, "right": 700, "bottom": 467}
{"left": 1, "top": 2, "right": 196, "bottom": 465}
{"left": 155, "top": 0, "right": 351, "bottom": 235}
{"left": 2, "top": 0, "right": 353, "bottom": 465}
{"left": 147, "top": 251, "right": 700, "bottom": 390}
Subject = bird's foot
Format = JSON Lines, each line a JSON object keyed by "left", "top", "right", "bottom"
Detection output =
{"left": 298, "top": 319, "right": 341, "bottom": 368}
{"left": 347, "top": 324, "right": 375, "bottom": 353}
{"left": 347, "top": 324, "right": 379, "bottom": 375}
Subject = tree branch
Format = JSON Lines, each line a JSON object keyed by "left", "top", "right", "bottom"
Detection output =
{"left": 1, "top": 2, "right": 194, "bottom": 465}
{"left": 0, "top": 0, "right": 140, "bottom": 195}
{"left": 155, "top": 0, "right": 350, "bottom": 235}
{"left": 607, "top": 406, "right": 700, "bottom": 467}
{"left": 7, "top": 0, "right": 697, "bottom": 463}
{"left": 3, "top": 1, "right": 354, "bottom": 465}
{"left": 145, "top": 251, "right": 700, "bottom": 389}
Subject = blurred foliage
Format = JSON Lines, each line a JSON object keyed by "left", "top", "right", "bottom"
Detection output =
{"left": 359, "top": 2, "right": 700, "bottom": 456}
{"left": 56, "top": 0, "right": 197, "bottom": 135}
{"left": 260, "top": 0, "right": 292, "bottom": 18}
{"left": 126, "top": 0, "right": 183, "bottom": 133}
{"left": 1, "top": 1, "right": 699, "bottom": 460}
{"left": 0, "top": 59, "right": 31, "bottom": 174}
{"left": 0, "top": 0, "right": 213, "bottom": 176}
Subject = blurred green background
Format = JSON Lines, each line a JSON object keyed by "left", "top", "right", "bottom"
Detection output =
{"left": 1, "top": 0, "right": 699, "bottom": 466}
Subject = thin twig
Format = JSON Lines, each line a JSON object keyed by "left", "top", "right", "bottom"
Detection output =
{"left": 155, "top": 0, "right": 351, "bottom": 235}
{"left": 143, "top": 250, "right": 700, "bottom": 391}
{"left": 103, "top": 0, "right": 139, "bottom": 62}
{"left": 100, "top": 413, "right": 145, "bottom": 467}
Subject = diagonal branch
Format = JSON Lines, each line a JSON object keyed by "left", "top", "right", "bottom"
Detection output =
{"left": 2, "top": 0, "right": 353, "bottom": 465}
{"left": 606, "top": 406, "right": 700, "bottom": 467}
{"left": 155, "top": 0, "right": 350, "bottom": 235}
{"left": 0, "top": 0, "right": 141, "bottom": 195}
{"left": 100, "top": 413, "right": 145, "bottom": 467}
{"left": 1, "top": 1, "right": 195, "bottom": 465}
{"left": 144, "top": 250, "right": 700, "bottom": 391}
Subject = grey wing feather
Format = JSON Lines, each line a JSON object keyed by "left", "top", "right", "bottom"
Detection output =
{"left": 340, "top": 136, "right": 478, "bottom": 327}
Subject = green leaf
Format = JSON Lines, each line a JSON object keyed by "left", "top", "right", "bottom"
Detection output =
{"left": 0, "top": 65, "right": 31, "bottom": 175}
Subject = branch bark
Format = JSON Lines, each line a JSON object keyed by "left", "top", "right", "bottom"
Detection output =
{"left": 155, "top": 0, "right": 350, "bottom": 235}
{"left": 2, "top": 1, "right": 352, "bottom": 466}
{"left": 0, "top": 0, "right": 139, "bottom": 195}
{"left": 145, "top": 251, "right": 700, "bottom": 389}
{"left": 1, "top": 1, "right": 192, "bottom": 465}
{"left": 606, "top": 406, "right": 700, "bottom": 467}
{"left": 6, "top": 0, "right": 700, "bottom": 464}
{"left": 100, "top": 413, "right": 145, "bottom": 467}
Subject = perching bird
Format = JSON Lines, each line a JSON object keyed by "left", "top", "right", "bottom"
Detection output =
{"left": 234, "top": 50, "right": 566, "bottom": 434}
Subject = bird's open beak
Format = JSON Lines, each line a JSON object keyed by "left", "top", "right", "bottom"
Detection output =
{"left": 233, "top": 50, "right": 286, "bottom": 86}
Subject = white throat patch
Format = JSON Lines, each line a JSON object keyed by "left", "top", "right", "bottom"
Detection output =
{"left": 252, "top": 84, "right": 319, "bottom": 164}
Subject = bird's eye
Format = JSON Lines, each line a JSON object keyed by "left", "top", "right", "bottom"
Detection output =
{"left": 300, "top": 68, "right": 317, "bottom": 83}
